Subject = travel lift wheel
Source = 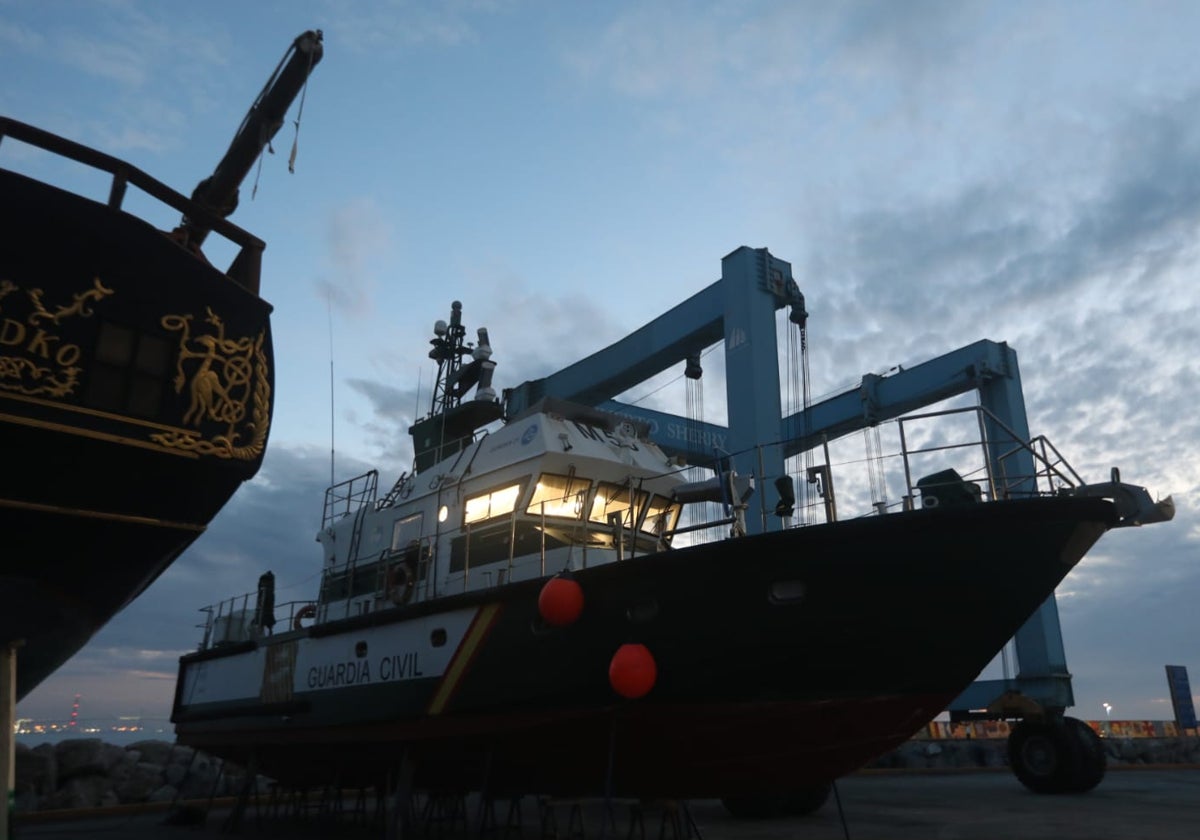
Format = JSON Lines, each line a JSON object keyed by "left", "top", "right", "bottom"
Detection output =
{"left": 1007, "top": 716, "right": 1107, "bottom": 794}
{"left": 720, "top": 783, "right": 832, "bottom": 819}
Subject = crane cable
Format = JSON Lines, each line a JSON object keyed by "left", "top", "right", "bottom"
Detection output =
{"left": 288, "top": 38, "right": 319, "bottom": 174}
{"left": 248, "top": 37, "right": 319, "bottom": 200}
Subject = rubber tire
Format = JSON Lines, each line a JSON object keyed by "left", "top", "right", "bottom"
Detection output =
{"left": 1008, "top": 720, "right": 1079, "bottom": 794}
{"left": 720, "top": 796, "right": 786, "bottom": 819}
{"left": 781, "top": 783, "right": 831, "bottom": 816}
{"left": 1062, "top": 717, "right": 1107, "bottom": 793}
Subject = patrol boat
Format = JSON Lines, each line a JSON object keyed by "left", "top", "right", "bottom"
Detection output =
{"left": 171, "top": 298, "right": 1172, "bottom": 808}
{"left": 0, "top": 30, "right": 322, "bottom": 700}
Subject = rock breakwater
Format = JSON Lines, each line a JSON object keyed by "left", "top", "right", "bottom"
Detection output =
{"left": 13, "top": 738, "right": 264, "bottom": 813}
{"left": 14, "top": 734, "right": 1200, "bottom": 812}
{"left": 869, "top": 734, "right": 1200, "bottom": 771}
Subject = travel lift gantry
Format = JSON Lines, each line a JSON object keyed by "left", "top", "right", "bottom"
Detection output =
{"left": 503, "top": 246, "right": 1172, "bottom": 795}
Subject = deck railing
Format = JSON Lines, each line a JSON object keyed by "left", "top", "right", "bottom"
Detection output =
{"left": 0, "top": 116, "right": 266, "bottom": 293}
{"left": 196, "top": 403, "right": 1090, "bottom": 644}
{"left": 196, "top": 596, "right": 316, "bottom": 650}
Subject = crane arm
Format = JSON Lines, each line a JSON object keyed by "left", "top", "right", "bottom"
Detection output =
{"left": 178, "top": 29, "right": 324, "bottom": 249}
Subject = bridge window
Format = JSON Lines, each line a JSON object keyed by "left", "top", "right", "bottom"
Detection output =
{"left": 589, "top": 482, "right": 648, "bottom": 529}
{"left": 464, "top": 481, "right": 523, "bottom": 525}
{"left": 641, "top": 494, "right": 681, "bottom": 538}
{"left": 527, "top": 473, "right": 590, "bottom": 519}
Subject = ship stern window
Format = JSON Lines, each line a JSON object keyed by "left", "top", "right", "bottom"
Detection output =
{"left": 464, "top": 481, "right": 523, "bottom": 525}
{"left": 527, "top": 473, "right": 590, "bottom": 519}
{"left": 589, "top": 482, "right": 648, "bottom": 529}
{"left": 85, "top": 322, "right": 172, "bottom": 418}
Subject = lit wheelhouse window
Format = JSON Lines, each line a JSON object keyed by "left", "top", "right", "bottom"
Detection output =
{"left": 589, "top": 481, "right": 648, "bottom": 528}
{"left": 464, "top": 482, "right": 522, "bottom": 525}
{"left": 641, "top": 494, "right": 681, "bottom": 537}
{"left": 527, "top": 473, "right": 591, "bottom": 519}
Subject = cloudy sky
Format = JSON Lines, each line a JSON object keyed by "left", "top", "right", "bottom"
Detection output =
{"left": 4, "top": 0, "right": 1196, "bottom": 728}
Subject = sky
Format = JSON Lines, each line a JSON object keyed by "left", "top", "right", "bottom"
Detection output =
{"left": 3, "top": 0, "right": 1197, "bottom": 728}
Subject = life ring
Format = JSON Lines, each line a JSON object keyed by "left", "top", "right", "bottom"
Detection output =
{"left": 293, "top": 604, "right": 317, "bottom": 630}
{"left": 386, "top": 562, "right": 414, "bottom": 606}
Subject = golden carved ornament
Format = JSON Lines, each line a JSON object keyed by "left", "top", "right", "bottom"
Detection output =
{"left": 0, "top": 276, "right": 113, "bottom": 397}
{"left": 150, "top": 307, "right": 271, "bottom": 461}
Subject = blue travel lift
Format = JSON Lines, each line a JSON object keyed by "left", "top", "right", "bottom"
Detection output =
{"left": 504, "top": 246, "right": 1165, "bottom": 794}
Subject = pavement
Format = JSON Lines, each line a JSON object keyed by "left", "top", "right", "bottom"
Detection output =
{"left": 12, "top": 767, "right": 1200, "bottom": 839}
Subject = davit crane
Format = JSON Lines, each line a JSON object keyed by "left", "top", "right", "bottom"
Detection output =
{"left": 176, "top": 29, "right": 324, "bottom": 251}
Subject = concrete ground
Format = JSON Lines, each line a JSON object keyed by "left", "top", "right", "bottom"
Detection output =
{"left": 12, "top": 767, "right": 1200, "bottom": 839}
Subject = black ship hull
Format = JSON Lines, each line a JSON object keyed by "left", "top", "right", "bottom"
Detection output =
{"left": 1, "top": 131, "right": 274, "bottom": 699}
{"left": 173, "top": 496, "right": 1115, "bottom": 796}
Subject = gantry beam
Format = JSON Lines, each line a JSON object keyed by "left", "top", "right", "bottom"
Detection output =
{"left": 504, "top": 245, "right": 1072, "bottom": 715}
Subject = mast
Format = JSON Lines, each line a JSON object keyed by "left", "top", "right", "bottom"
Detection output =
{"left": 410, "top": 301, "right": 502, "bottom": 472}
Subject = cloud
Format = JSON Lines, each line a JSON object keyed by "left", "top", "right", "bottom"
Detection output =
{"left": 321, "top": 0, "right": 516, "bottom": 53}
{"left": 315, "top": 197, "right": 392, "bottom": 316}
{"left": 0, "top": 17, "right": 45, "bottom": 52}
{"left": 59, "top": 33, "right": 149, "bottom": 86}
{"left": 344, "top": 377, "right": 420, "bottom": 467}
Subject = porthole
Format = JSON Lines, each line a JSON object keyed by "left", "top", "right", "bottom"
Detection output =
{"left": 431, "top": 628, "right": 447, "bottom": 647}
{"left": 626, "top": 600, "right": 659, "bottom": 623}
{"left": 769, "top": 580, "right": 806, "bottom": 605}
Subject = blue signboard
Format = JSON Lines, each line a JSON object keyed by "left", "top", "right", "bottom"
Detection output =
{"left": 1165, "top": 665, "right": 1197, "bottom": 729}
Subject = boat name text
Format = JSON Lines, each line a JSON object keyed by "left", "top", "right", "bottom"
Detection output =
{"left": 0, "top": 320, "right": 83, "bottom": 367}
{"left": 306, "top": 651, "right": 424, "bottom": 690}
{"left": 0, "top": 277, "right": 113, "bottom": 398}
{"left": 570, "top": 421, "right": 641, "bottom": 450}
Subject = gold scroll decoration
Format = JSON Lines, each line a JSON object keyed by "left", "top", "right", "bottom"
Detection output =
{"left": 0, "top": 277, "right": 114, "bottom": 397}
{"left": 150, "top": 307, "right": 271, "bottom": 461}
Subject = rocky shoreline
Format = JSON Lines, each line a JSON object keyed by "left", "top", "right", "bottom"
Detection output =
{"left": 13, "top": 735, "right": 1200, "bottom": 813}
{"left": 13, "top": 739, "right": 265, "bottom": 813}
{"left": 871, "top": 734, "right": 1200, "bottom": 772}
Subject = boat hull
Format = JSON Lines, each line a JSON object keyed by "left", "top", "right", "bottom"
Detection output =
{"left": 1, "top": 163, "right": 274, "bottom": 698}
{"left": 173, "top": 496, "right": 1115, "bottom": 796}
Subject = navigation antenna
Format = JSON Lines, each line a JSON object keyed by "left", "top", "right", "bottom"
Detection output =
{"left": 409, "top": 301, "right": 502, "bottom": 473}
{"left": 327, "top": 291, "right": 336, "bottom": 488}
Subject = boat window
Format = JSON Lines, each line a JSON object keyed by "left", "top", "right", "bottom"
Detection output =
{"left": 449, "top": 520, "right": 570, "bottom": 573}
{"left": 589, "top": 481, "right": 648, "bottom": 529}
{"left": 391, "top": 513, "right": 424, "bottom": 551}
{"left": 85, "top": 322, "right": 173, "bottom": 418}
{"left": 464, "top": 482, "right": 523, "bottom": 525}
{"left": 527, "top": 473, "right": 590, "bottom": 519}
{"left": 319, "top": 559, "right": 384, "bottom": 603}
{"left": 641, "top": 494, "right": 682, "bottom": 537}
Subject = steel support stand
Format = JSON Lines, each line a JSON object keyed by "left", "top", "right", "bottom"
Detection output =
{"left": 222, "top": 751, "right": 258, "bottom": 834}
{"left": 473, "top": 746, "right": 494, "bottom": 837}
{"left": 1, "top": 642, "right": 19, "bottom": 840}
{"left": 386, "top": 750, "right": 417, "bottom": 840}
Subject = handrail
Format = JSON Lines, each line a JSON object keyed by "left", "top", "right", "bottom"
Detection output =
{"left": 195, "top": 403, "right": 1099, "bottom": 640}
{"left": 195, "top": 598, "right": 317, "bottom": 650}
{"left": 0, "top": 116, "right": 266, "bottom": 293}
{"left": 322, "top": 470, "right": 378, "bottom": 530}
{"left": 896, "top": 405, "right": 1084, "bottom": 504}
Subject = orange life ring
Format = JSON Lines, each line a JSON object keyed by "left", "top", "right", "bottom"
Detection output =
{"left": 293, "top": 604, "right": 317, "bottom": 630}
